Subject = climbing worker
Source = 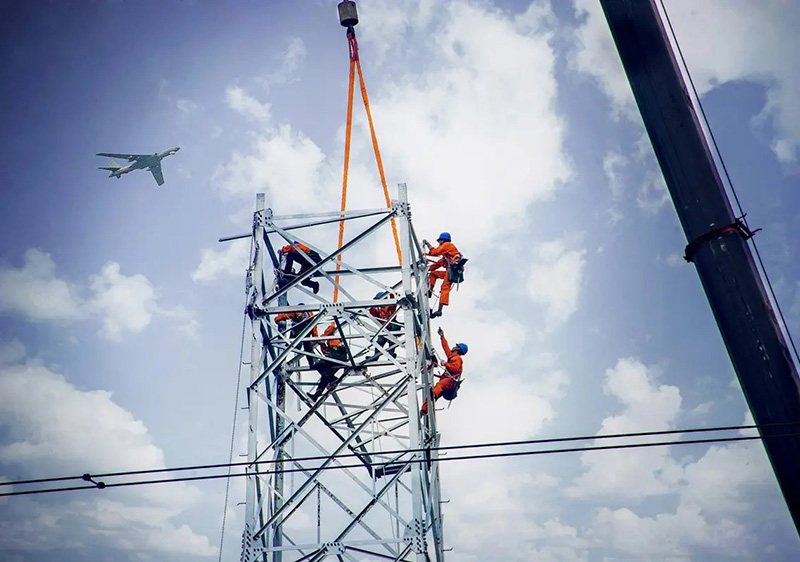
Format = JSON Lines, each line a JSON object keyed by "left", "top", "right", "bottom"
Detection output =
{"left": 421, "top": 326, "right": 467, "bottom": 414}
{"left": 367, "top": 291, "right": 400, "bottom": 360}
{"left": 275, "top": 303, "right": 316, "bottom": 366}
{"left": 308, "top": 320, "right": 349, "bottom": 400}
{"left": 423, "top": 232, "right": 463, "bottom": 318}
{"left": 278, "top": 241, "right": 322, "bottom": 294}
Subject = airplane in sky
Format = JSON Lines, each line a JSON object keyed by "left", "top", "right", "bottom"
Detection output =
{"left": 96, "top": 147, "right": 180, "bottom": 186}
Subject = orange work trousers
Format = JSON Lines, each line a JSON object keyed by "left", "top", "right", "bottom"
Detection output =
{"left": 421, "top": 377, "right": 457, "bottom": 413}
{"left": 429, "top": 269, "right": 452, "bottom": 306}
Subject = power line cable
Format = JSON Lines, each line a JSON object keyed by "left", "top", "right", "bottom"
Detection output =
{"left": 657, "top": 0, "right": 800, "bottom": 368}
{"left": 0, "top": 421, "right": 778, "bottom": 488}
{"left": 0, "top": 422, "right": 798, "bottom": 496}
{"left": 218, "top": 239, "right": 254, "bottom": 562}
{"left": 2, "top": 432, "right": 794, "bottom": 498}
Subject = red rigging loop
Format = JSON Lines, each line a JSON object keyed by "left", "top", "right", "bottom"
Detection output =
{"left": 348, "top": 30, "right": 359, "bottom": 62}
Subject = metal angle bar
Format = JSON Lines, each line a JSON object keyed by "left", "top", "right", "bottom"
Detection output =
{"left": 250, "top": 310, "right": 327, "bottom": 390}
{"left": 346, "top": 545, "right": 413, "bottom": 562}
{"left": 265, "top": 226, "right": 360, "bottom": 305}
{"left": 249, "top": 386, "right": 408, "bottom": 525}
{"left": 331, "top": 389, "right": 374, "bottom": 464}
{"left": 351, "top": 421, "right": 411, "bottom": 450}
{"left": 255, "top": 378, "right": 412, "bottom": 537}
{"left": 261, "top": 385, "right": 375, "bottom": 482}
{"left": 270, "top": 208, "right": 393, "bottom": 222}
{"left": 264, "top": 213, "right": 398, "bottom": 307}
{"left": 252, "top": 383, "right": 372, "bottom": 470}
{"left": 320, "top": 266, "right": 402, "bottom": 277}
{"left": 219, "top": 209, "right": 394, "bottom": 242}
{"left": 265, "top": 211, "right": 395, "bottom": 234}
{"left": 255, "top": 538, "right": 406, "bottom": 555}
{"left": 286, "top": 468, "right": 389, "bottom": 549}
{"left": 330, "top": 462, "right": 413, "bottom": 546}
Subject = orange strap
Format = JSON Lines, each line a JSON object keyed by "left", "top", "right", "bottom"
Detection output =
{"left": 355, "top": 57, "right": 403, "bottom": 266}
{"left": 333, "top": 51, "right": 356, "bottom": 303}
{"left": 333, "top": 29, "right": 402, "bottom": 303}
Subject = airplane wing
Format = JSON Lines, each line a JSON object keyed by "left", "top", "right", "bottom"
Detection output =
{"left": 149, "top": 162, "right": 165, "bottom": 186}
{"left": 96, "top": 152, "right": 147, "bottom": 161}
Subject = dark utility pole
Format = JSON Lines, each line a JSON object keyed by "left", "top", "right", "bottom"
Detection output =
{"left": 600, "top": 0, "right": 800, "bottom": 534}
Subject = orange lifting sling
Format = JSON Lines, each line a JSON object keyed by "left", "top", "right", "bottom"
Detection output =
{"left": 334, "top": 27, "right": 402, "bottom": 303}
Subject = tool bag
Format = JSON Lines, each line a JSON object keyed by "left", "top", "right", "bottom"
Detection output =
{"left": 447, "top": 256, "right": 468, "bottom": 284}
{"left": 305, "top": 249, "right": 321, "bottom": 263}
{"left": 440, "top": 377, "right": 462, "bottom": 401}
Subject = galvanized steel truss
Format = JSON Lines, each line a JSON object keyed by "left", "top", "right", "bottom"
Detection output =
{"left": 241, "top": 186, "right": 446, "bottom": 562}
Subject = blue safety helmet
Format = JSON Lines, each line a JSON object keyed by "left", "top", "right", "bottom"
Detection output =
{"left": 374, "top": 291, "right": 385, "bottom": 299}
{"left": 297, "top": 302, "right": 305, "bottom": 306}
{"left": 437, "top": 232, "right": 451, "bottom": 242}
{"left": 456, "top": 343, "right": 468, "bottom": 355}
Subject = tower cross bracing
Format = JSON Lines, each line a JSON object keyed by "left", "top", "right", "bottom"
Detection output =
{"left": 241, "top": 185, "right": 446, "bottom": 562}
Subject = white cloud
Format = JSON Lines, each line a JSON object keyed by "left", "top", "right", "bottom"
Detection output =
{"left": 573, "top": 0, "right": 800, "bottom": 163}
{"left": 526, "top": 236, "right": 587, "bottom": 331}
{"left": 176, "top": 97, "right": 200, "bottom": 114}
{"left": 192, "top": 239, "right": 251, "bottom": 283}
{"left": 0, "top": 248, "right": 83, "bottom": 322}
{"left": 87, "top": 262, "right": 158, "bottom": 340}
{"left": 637, "top": 169, "right": 670, "bottom": 214}
{"left": 214, "top": 123, "right": 326, "bottom": 205}
{"left": 0, "top": 339, "right": 26, "bottom": 367}
{"left": 260, "top": 36, "right": 306, "bottom": 87}
{"left": 568, "top": 357, "right": 682, "bottom": 501}
{"left": 224, "top": 85, "right": 271, "bottom": 122}
{"left": 86, "top": 262, "right": 197, "bottom": 340}
{"left": 158, "top": 79, "right": 202, "bottom": 115}
{"left": 368, "top": 1, "right": 571, "bottom": 249}
{"left": 589, "top": 505, "right": 749, "bottom": 560}
{"left": 566, "top": 358, "right": 788, "bottom": 559}
{"left": 571, "top": 0, "right": 636, "bottom": 120}
{"left": 603, "top": 150, "right": 627, "bottom": 199}
{"left": 215, "top": 0, "right": 572, "bottom": 254}
{"left": 0, "top": 357, "right": 214, "bottom": 557}
{"left": 666, "top": 252, "right": 684, "bottom": 267}
{"left": 0, "top": 250, "right": 195, "bottom": 340}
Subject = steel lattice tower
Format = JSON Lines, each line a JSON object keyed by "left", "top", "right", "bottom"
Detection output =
{"left": 239, "top": 185, "right": 446, "bottom": 561}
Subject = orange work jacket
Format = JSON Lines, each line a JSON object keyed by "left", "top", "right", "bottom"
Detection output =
{"left": 428, "top": 241, "right": 460, "bottom": 269}
{"left": 369, "top": 305, "right": 397, "bottom": 320}
{"left": 281, "top": 242, "right": 313, "bottom": 255}
{"left": 321, "top": 321, "right": 343, "bottom": 351}
{"left": 440, "top": 335, "right": 463, "bottom": 379}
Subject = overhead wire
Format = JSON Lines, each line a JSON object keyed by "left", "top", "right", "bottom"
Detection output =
{"left": 217, "top": 237, "right": 255, "bottom": 562}
{"left": 3, "top": 422, "right": 797, "bottom": 498}
{"left": 3, "top": 432, "right": 796, "bottom": 498}
{"left": 657, "top": 0, "right": 800, "bottom": 368}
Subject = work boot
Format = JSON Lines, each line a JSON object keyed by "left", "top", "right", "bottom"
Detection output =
{"left": 430, "top": 310, "right": 442, "bottom": 318}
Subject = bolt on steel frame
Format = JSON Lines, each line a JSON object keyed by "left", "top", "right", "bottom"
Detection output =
{"left": 240, "top": 185, "right": 446, "bottom": 562}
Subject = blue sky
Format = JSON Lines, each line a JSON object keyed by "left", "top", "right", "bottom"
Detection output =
{"left": 2, "top": 1, "right": 800, "bottom": 560}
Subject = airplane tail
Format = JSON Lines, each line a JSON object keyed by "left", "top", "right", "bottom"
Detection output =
{"left": 98, "top": 160, "right": 122, "bottom": 177}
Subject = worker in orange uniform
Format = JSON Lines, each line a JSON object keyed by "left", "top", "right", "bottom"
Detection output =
{"left": 308, "top": 321, "right": 349, "bottom": 400}
{"left": 421, "top": 327, "right": 468, "bottom": 414}
{"left": 368, "top": 291, "right": 400, "bottom": 360}
{"left": 275, "top": 303, "right": 316, "bottom": 366}
{"left": 424, "top": 232, "right": 461, "bottom": 318}
{"left": 279, "top": 241, "right": 321, "bottom": 294}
